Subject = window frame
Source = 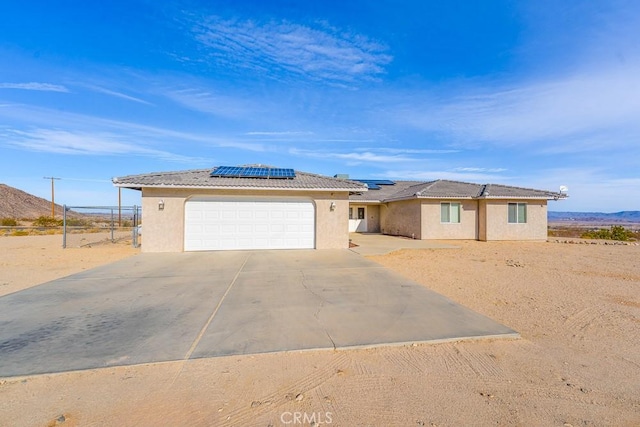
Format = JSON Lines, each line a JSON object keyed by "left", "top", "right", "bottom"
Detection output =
{"left": 440, "top": 202, "right": 461, "bottom": 224}
{"left": 508, "top": 202, "right": 527, "bottom": 224}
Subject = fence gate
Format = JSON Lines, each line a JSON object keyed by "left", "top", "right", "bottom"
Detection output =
{"left": 62, "top": 205, "right": 140, "bottom": 248}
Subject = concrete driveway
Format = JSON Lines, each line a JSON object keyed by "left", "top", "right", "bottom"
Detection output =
{"left": 349, "top": 233, "right": 459, "bottom": 255}
{"left": 0, "top": 250, "right": 517, "bottom": 377}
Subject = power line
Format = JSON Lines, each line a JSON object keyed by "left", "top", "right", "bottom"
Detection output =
{"left": 57, "top": 177, "right": 112, "bottom": 183}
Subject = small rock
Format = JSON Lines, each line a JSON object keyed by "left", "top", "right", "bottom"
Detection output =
{"left": 295, "top": 393, "right": 304, "bottom": 402}
{"left": 57, "top": 415, "right": 66, "bottom": 423}
{"left": 506, "top": 259, "right": 524, "bottom": 268}
{"left": 250, "top": 401, "right": 261, "bottom": 408}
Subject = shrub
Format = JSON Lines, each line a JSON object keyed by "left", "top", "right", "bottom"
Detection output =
{"left": 1, "top": 218, "right": 18, "bottom": 226}
{"left": 11, "top": 230, "right": 29, "bottom": 236}
{"left": 65, "top": 218, "right": 90, "bottom": 227}
{"left": 610, "top": 225, "right": 633, "bottom": 241}
{"left": 32, "top": 216, "right": 63, "bottom": 227}
{"left": 581, "top": 225, "right": 634, "bottom": 241}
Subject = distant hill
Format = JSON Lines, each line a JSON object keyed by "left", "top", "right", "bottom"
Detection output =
{"left": 549, "top": 211, "right": 640, "bottom": 223}
{"left": 0, "top": 183, "right": 73, "bottom": 220}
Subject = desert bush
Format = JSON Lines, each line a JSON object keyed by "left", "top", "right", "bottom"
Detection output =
{"left": 11, "top": 230, "right": 29, "bottom": 236}
{"left": 65, "top": 218, "right": 90, "bottom": 227}
{"left": 32, "top": 216, "right": 63, "bottom": 227}
{"left": 1, "top": 218, "right": 18, "bottom": 226}
{"left": 548, "top": 226, "right": 584, "bottom": 238}
{"left": 581, "top": 225, "right": 634, "bottom": 241}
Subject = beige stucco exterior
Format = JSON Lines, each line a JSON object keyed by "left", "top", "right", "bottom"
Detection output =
{"left": 379, "top": 199, "right": 422, "bottom": 239}
{"left": 479, "top": 199, "right": 548, "bottom": 241}
{"left": 141, "top": 187, "right": 350, "bottom": 252}
{"left": 420, "top": 199, "right": 478, "bottom": 239}
{"left": 366, "top": 205, "right": 381, "bottom": 233}
{"left": 351, "top": 198, "right": 549, "bottom": 241}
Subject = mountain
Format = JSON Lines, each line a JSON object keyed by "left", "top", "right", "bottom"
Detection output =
{"left": 548, "top": 211, "right": 640, "bottom": 223}
{"left": 0, "top": 183, "right": 70, "bottom": 219}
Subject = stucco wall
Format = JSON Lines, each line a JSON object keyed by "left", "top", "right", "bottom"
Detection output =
{"left": 380, "top": 199, "right": 422, "bottom": 239}
{"left": 140, "top": 188, "right": 350, "bottom": 252}
{"left": 366, "top": 205, "right": 381, "bottom": 233}
{"left": 480, "top": 199, "right": 548, "bottom": 241}
{"left": 420, "top": 199, "right": 478, "bottom": 239}
{"left": 478, "top": 200, "right": 487, "bottom": 241}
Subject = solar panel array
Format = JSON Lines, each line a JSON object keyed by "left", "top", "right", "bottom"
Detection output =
{"left": 210, "top": 166, "right": 296, "bottom": 179}
{"left": 353, "top": 179, "right": 396, "bottom": 190}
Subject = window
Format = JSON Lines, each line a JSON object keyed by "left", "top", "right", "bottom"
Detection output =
{"left": 440, "top": 202, "right": 461, "bottom": 223}
{"left": 508, "top": 203, "right": 527, "bottom": 223}
{"left": 357, "top": 207, "right": 365, "bottom": 219}
{"left": 349, "top": 207, "right": 354, "bottom": 219}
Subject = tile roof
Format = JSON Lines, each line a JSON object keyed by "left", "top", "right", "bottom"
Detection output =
{"left": 113, "top": 168, "right": 367, "bottom": 192}
{"left": 479, "top": 183, "right": 563, "bottom": 199}
{"left": 350, "top": 179, "right": 565, "bottom": 202}
{"left": 349, "top": 180, "right": 423, "bottom": 202}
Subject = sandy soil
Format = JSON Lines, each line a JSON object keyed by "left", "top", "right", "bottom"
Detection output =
{"left": 0, "top": 238, "right": 638, "bottom": 426}
{"left": 0, "top": 234, "right": 139, "bottom": 297}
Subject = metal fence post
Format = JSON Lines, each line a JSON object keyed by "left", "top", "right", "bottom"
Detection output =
{"left": 62, "top": 205, "right": 67, "bottom": 249}
{"left": 110, "top": 208, "right": 114, "bottom": 242}
{"left": 132, "top": 204, "right": 138, "bottom": 248}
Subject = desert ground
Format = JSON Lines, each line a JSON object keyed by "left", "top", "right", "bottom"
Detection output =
{"left": 0, "top": 235, "right": 638, "bottom": 426}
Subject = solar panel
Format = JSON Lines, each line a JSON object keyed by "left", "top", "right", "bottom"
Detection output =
{"left": 352, "top": 179, "right": 395, "bottom": 190}
{"left": 356, "top": 179, "right": 395, "bottom": 185}
{"left": 269, "top": 168, "right": 295, "bottom": 178}
{"left": 210, "top": 166, "right": 295, "bottom": 179}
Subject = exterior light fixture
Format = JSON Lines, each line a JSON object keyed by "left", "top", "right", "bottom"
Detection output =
{"left": 158, "top": 200, "right": 165, "bottom": 211}
{"left": 330, "top": 202, "right": 336, "bottom": 211}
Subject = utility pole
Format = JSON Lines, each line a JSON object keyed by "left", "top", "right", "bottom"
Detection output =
{"left": 43, "top": 177, "right": 61, "bottom": 218}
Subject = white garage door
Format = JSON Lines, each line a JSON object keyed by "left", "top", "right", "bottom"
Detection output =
{"left": 184, "top": 198, "right": 315, "bottom": 251}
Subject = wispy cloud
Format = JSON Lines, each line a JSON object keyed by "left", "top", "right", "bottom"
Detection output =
{"left": 83, "top": 84, "right": 152, "bottom": 105}
{"left": 0, "top": 103, "right": 269, "bottom": 155}
{"left": 0, "top": 82, "right": 69, "bottom": 92}
{"left": 290, "top": 148, "right": 416, "bottom": 163}
{"left": 452, "top": 167, "right": 507, "bottom": 173}
{"left": 163, "top": 87, "right": 258, "bottom": 119}
{"left": 246, "top": 131, "right": 314, "bottom": 136}
{"left": 370, "top": 147, "right": 460, "bottom": 155}
{"left": 401, "top": 64, "right": 640, "bottom": 151}
{"left": 190, "top": 16, "right": 392, "bottom": 84}
{"left": 379, "top": 169, "right": 512, "bottom": 183}
{"left": 1, "top": 128, "right": 204, "bottom": 163}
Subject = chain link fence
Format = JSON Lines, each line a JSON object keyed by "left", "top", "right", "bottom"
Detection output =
{"left": 62, "top": 205, "right": 140, "bottom": 248}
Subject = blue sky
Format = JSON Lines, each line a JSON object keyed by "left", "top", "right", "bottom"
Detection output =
{"left": 1, "top": 0, "right": 639, "bottom": 211}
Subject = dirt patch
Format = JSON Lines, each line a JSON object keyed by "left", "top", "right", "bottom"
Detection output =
{"left": 0, "top": 234, "right": 139, "bottom": 297}
{"left": 0, "top": 239, "right": 638, "bottom": 426}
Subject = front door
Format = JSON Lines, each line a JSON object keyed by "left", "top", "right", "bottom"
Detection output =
{"left": 348, "top": 206, "right": 367, "bottom": 232}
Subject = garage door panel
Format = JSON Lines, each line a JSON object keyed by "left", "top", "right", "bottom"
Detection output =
{"left": 254, "top": 224, "right": 269, "bottom": 233}
{"left": 185, "top": 199, "right": 315, "bottom": 251}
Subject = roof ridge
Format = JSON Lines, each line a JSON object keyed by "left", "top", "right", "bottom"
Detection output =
{"left": 484, "top": 182, "right": 556, "bottom": 194}
{"left": 408, "top": 180, "right": 436, "bottom": 197}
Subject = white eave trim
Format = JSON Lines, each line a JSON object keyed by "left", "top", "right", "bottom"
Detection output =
{"left": 480, "top": 195, "right": 564, "bottom": 200}
{"left": 113, "top": 183, "right": 366, "bottom": 192}
{"left": 348, "top": 200, "right": 383, "bottom": 204}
